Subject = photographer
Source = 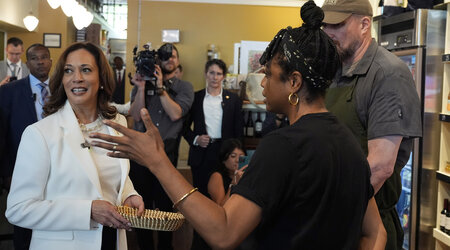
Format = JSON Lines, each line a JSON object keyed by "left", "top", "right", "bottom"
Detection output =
{"left": 129, "top": 43, "right": 194, "bottom": 250}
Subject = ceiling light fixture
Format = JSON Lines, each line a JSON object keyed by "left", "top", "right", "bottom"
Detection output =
{"left": 61, "top": 0, "right": 77, "bottom": 17}
{"left": 23, "top": 0, "right": 39, "bottom": 32}
{"left": 23, "top": 13, "right": 39, "bottom": 31}
{"left": 47, "top": 0, "right": 61, "bottom": 9}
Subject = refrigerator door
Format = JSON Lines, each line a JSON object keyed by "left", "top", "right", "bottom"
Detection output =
{"left": 394, "top": 45, "right": 442, "bottom": 250}
{"left": 393, "top": 48, "right": 423, "bottom": 250}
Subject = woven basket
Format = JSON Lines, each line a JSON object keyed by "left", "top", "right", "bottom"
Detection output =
{"left": 116, "top": 206, "right": 185, "bottom": 231}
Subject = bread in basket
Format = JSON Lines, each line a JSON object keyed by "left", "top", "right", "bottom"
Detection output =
{"left": 116, "top": 206, "right": 185, "bottom": 231}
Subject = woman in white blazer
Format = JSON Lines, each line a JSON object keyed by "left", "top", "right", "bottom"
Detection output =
{"left": 6, "top": 42, "right": 144, "bottom": 250}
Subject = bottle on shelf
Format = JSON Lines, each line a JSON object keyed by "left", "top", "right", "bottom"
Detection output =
{"left": 246, "top": 111, "right": 254, "bottom": 137}
{"left": 254, "top": 112, "right": 263, "bottom": 137}
{"left": 441, "top": 199, "right": 448, "bottom": 231}
{"left": 446, "top": 161, "right": 450, "bottom": 173}
{"left": 446, "top": 201, "right": 450, "bottom": 235}
{"left": 447, "top": 91, "right": 450, "bottom": 112}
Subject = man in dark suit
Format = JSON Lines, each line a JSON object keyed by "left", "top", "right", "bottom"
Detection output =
{"left": 0, "top": 43, "right": 52, "bottom": 250}
{"left": 183, "top": 59, "right": 244, "bottom": 197}
{"left": 112, "top": 56, "right": 126, "bottom": 104}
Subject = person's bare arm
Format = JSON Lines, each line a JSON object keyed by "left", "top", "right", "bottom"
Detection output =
{"left": 128, "top": 74, "right": 146, "bottom": 122}
{"left": 154, "top": 65, "right": 182, "bottom": 121}
{"left": 359, "top": 197, "right": 386, "bottom": 250}
{"left": 367, "top": 136, "right": 402, "bottom": 193}
{"left": 91, "top": 109, "right": 261, "bottom": 249}
{"left": 208, "top": 172, "right": 229, "bottom": 206}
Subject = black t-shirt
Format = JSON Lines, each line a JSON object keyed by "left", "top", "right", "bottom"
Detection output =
{"left": 232, "top": 112, "right": 373, "bottom": 250}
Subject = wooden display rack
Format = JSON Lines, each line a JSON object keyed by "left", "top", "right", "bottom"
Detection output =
{"left": 434, "top": 4, "right": 450, "bottom": 249}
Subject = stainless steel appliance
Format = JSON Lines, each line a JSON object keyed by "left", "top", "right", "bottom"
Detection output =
{"left": 377, "top": 9, "right": 446, "bottom": 250}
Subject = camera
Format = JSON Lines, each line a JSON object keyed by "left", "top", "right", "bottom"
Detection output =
{"left": 9, "top": 76, "right": 17, "bottom": 82}
{"left": 132, "top": 43, "right": 173, "bottom": 81}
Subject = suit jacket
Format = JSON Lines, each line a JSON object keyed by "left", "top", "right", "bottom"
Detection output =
{"left": 0, "top": 60, "right": 30, "bottom": 82}
{"left": 184, "top": 89, "right": 243, "bottom": 166}
{"left": 0, "top": 76, "right": 37, "bottom": 178}
{"left": 112, "top": 69, "right": 126, "bottom": 104}
{"left": 5, "top": 101, "right": 138, "bottom": 250}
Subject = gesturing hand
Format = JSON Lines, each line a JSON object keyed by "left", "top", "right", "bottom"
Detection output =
{"left": 90, "top": 108, "right": 171, "bottom": 172}
{"left": 91, "top": 200, "right": 131, "bottom": 230}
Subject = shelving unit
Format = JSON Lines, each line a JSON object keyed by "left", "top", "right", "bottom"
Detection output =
{"left": 434, "top": 228, "right": 450, "bottom": 247}
{"left": 435, "top": 4, "right": 450, "bottom": 250}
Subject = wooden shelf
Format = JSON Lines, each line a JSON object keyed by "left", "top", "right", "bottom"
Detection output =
{"left": 433, "top": 228, "right": 450, "bottom": 247}
{"left": 243, "top": 137, "right": 261, "bottom": 150}
{"left": 437, "top": 171, "right": 450, "bottom": 183}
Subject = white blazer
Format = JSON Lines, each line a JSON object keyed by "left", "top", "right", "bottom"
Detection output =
{"left": 6, "top": 100, "right": 139, "bottom": 250}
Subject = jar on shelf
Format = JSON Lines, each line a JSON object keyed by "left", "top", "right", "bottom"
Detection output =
{"left": 447, "top": 91, "right": 450, "bottom": 112}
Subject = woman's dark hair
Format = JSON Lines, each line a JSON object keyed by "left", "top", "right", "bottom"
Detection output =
{"left": 261, "top": 0, "right": 341, "bottom": 103}
{"left": 43, "top": 42, "right": 117, "bottom": 119}
{"left": 216, "top": 139, "right": 245, "bottom": 177}
{"left": 205, "top": 59, "right": 227, "bottom": 76}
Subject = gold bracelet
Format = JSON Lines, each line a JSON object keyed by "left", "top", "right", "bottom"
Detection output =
{"left": 172, "top": 188, "right": 198, "bottom": 209}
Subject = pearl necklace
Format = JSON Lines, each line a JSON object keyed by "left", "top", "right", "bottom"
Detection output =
{"left": 78, "top": 116, "right": 104, "bottom": 134}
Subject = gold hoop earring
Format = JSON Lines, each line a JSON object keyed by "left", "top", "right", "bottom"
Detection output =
{"left": 288, "top": 92, "right": 299, "bottom": 106}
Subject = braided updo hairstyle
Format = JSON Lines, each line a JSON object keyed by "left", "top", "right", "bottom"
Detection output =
{"left": 266, "top": 0, "right": 341, "bottom": 103}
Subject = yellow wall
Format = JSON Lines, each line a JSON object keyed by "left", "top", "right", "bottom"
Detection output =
{"left": 127, "top": 0, "right": 302, "bottom": 93}
{"left": 9, "top": 0, "right": 75, "bottom": 74}
{"left": 127, "top": 1, "right": 303, "bottom": 162}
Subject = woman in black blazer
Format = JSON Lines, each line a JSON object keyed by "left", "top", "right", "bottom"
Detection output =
{"left": 183, "top": 59, "right": 244, "bottom": 197}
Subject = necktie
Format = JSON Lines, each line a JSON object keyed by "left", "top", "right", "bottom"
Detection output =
{"left": 11, "top": 63, "right": 17, "bottom": 77}
{"left": 38, "top": 82, "right": 49, "bottom": 105}
{"left": 117, "top": 71, "right": 121, "bottom": 84}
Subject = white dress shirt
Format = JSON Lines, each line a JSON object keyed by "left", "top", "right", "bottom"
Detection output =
{"left": 116, "top": 68, "right": 125, "bottom": 82}
{"left": 203, "top": 88, "right": 223, "bottom": 139}
{"left": 7, "top": 58, "right": 23, "bottom": 79}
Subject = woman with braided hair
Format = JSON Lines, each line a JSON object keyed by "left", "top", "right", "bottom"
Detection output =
{"left": 91, "top": 1, "right": 386, "bottom": 249}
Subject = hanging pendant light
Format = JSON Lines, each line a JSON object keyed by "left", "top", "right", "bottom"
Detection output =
{"left": 61, "top": 0, "right": 77, "bottom": 17}
{"left": 73, "top": 4, "right": 86, "bottom": 30}
{"left": 72, "top": 0, "right": 94, "bottom": 30}
{"left": 23, "top": 13, "right": 39, "bottom": 31}
{"left": 47, "top": 0, "right": 61, "bottom": 9}
{"left": 23, "top": 0, "right": 39, "bottom": 32}
{"left": 83, "top": 11, "right": 94, "bottom": 28}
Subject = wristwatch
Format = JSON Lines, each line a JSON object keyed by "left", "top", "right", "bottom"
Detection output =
{"left": 156, "top": 85, "right": 167, "bottom": 96}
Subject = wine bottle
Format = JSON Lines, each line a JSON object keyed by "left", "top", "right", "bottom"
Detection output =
{"left": 441, "top": 199, "right": 448, "bottom": 231}
{"left": 246, "top": 111, "right": 254, "bottom": 137}
{"left": 254, "top": 112, "right": 263, "bottom": 137}
{"left": 446, "top": 200, "right": 450, "bottom": 234}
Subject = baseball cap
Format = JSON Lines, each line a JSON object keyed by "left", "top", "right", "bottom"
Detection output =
{"left": 322, "top": 0, "right": 373, "bottom": 24}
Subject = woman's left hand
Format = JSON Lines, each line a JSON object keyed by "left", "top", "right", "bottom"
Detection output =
{"left": 91, "top": 200, "right": 132, "bottom": 230}
{"left": 123, "top": 195, "right": 145, "bottom": 216}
